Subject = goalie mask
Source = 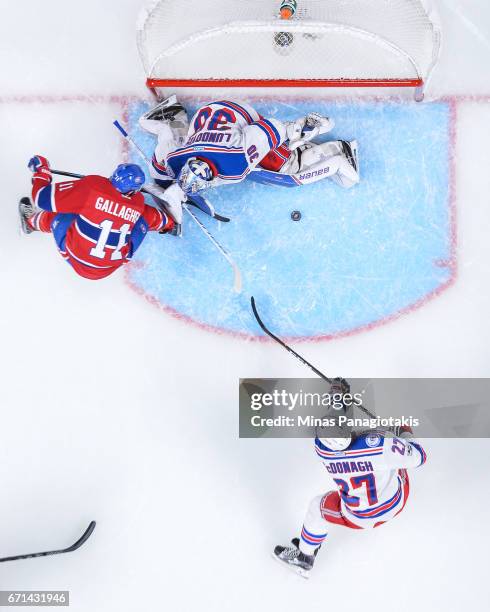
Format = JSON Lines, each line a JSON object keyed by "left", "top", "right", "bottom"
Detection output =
{"left": 178, "top": 157, "right": 215, "bottom": 194}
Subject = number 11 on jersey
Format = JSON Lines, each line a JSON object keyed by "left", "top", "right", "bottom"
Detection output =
{"left": 90, "top": 219, "right": 131, "bottom": 261}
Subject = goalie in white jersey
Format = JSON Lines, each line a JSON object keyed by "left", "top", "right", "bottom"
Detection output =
{"left": 138, "top": 96, "right": 360, "bottom": 223}
{"left": 274, "top": 379, "right": 427, "bottom": 579}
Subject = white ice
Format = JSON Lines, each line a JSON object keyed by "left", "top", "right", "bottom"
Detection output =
{"left": 1, "top": 1, "right": 490, "bottom": 610}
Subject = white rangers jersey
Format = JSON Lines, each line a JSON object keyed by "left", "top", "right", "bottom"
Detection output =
{"left": 315, "top": 433, "right": 427, "bottom": 526}
{"left": 150, "top": 100, "right": 288, "bottom": 185}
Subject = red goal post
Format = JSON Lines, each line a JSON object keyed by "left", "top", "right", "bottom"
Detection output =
{"left": 137, "top": 0, "right": 442, "bottom": 101}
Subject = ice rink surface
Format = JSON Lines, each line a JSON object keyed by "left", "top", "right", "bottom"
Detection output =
{"left": 128, "top": 98, "right": 453, "bottom": 338}
{"left": 1, "top": 1, "right": 490, "bottom": 611}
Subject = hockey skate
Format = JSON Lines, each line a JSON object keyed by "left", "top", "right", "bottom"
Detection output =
{"left": 18, "top": 197, "right": 36, "bottom": 235}
{"left": 273, "top": 538, "right": 317, "bottom": 579}
{"left": 139, "top": 94, "right": 189, "bottom": 142}
{"left": 140, "top": 94, "right": 183, "bottom": 122}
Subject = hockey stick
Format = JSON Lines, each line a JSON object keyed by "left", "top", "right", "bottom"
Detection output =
{"left": 183, "top": 203, "right": 242, "bottom": 293}
{"left": 0, "top": 521, "right": 96, "bottom": 564}
{"left": 112, "top": 120, "right": 230, "bottom": 223}
{"left": 49, "top": 169, "right": 230, "bottom": 223}
{"left": 251, "top": 296, "right": 333, "bottom": 383}
{"left": 113, "top": 120, "right": 242, "bottom": 293}
{"left": 250, "top": 297, "right": 377, "bottom": 420}
{"left": 51, "top": 169, "right": 83, "bottom": 179}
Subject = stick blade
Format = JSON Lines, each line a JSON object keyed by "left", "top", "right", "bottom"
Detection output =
{"left": 250, "top": 296, "right": 266, "bottom": 331}
{"left": 0, "top": 521, "right": 97, "bottom": 563}
{"left": 64, "top": 521, "right": 96, "bottom": 553}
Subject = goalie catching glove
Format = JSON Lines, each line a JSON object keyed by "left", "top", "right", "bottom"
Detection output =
{"left": 285, "top": 113, "right": 334, "bottom": 150}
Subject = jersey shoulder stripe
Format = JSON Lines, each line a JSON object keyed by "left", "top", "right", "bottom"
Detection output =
{"left": 252, "top": 118, "right": 281, "bottom": 149}
{"left": 214, "top": 100, "right": 255, "bottom": 124}
{"left": 315, "top": 446, "right": 383, "bottom": 461}
{"left": 36, "top": 184, "right": 56, "bottom": 212}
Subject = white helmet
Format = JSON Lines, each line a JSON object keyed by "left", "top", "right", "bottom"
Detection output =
{"left": 319, "top": 436, "right": 352, "bottom": 451}
{"left": 317, "top": 419, "right": 353, "bottom": 451}
{"left": 178, "top": 157, "right": 215, "bottom": 194}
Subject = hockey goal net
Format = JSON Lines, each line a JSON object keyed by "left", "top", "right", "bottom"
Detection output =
{"left": 137, "top": 0, "right": 441, "bottom": 100}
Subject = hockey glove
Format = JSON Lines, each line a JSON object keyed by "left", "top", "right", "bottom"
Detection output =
{"left": 330, "top": 377, "right": 351, "bottom": 395}
{"left": 286, "top": 114, "right": 335, "bottom": 150}
{"left": 28, "top": 155, "right": 52, "bottom": 183}
{"left": 28, "top": 155, "right": 50, "bottom": 173}
{"left": 159, "top": 182, "right": 186, "bottom": 226}
{"left": 393, "top": 424, "right": 414, "bottom": 439}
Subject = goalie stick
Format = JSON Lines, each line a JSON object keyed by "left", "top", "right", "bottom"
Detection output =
{"left": 250, "top": 296, "right": 377, "bottom": 420}
{"left": 0, "top": 521, "right": 96, "bottom": 564}
{"left": 50, "top": 169, "right": 230, "bottom": 223}
{"left": 112, "top": 120, "right": 242, "bottom": 293}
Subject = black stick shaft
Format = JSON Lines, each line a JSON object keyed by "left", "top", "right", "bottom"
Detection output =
{"left": 0, "top": 521, "right": 96, "bottom": 563}
{"left": 250, "top": 296, "right": 332, "bottom": 383}
{"left": 250, "top": 297, "right": 378, "bottom": 421}
{"left": 51, "top": 169, "right": 84, "bottom": 179}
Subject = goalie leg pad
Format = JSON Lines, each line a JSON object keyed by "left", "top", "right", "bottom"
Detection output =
{"left": 296, "top": 140, "right": 360, "bottom": 188}
{"left": 329, "top": 140, "right": 360, "bottom": 189}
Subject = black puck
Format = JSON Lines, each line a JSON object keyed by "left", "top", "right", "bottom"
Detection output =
{"left": 291, "top": 210, "right": 302, "bottom": 221}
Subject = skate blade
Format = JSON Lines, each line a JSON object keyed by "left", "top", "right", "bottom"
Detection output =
{"left": 271, "top": 551, "right": 311, "bottom": 580}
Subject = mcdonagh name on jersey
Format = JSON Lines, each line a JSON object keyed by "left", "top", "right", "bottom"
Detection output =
{"left": 325, "top": 461, "right": 374, "bottom": 475}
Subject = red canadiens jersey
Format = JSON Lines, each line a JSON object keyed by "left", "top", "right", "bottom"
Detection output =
{"left": 32, "top": 174, "right": 167, "bottom": 280}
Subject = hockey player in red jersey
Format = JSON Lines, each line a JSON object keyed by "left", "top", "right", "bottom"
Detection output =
{"left": 19, "top": 156, "right": 176, "bottom": 281}
{"left": 273, "top": 379, "right": 427, "bottom": 579}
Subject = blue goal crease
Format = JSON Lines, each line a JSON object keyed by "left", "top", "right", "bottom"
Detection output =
{"left": 125, "top": 98, "right": 453, "bottom": 339}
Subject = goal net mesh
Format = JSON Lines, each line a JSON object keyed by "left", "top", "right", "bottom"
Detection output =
{"left": 137, "top": 0, "right": 441, "bottom": 86}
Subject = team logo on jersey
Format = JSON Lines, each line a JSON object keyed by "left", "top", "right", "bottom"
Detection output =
{"left": 365, "top": 434, "right": 381, "bottom": 448}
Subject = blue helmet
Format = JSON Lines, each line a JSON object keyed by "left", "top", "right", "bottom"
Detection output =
{"left": 110, "top": 163, "right": 145, "bottom": 193}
